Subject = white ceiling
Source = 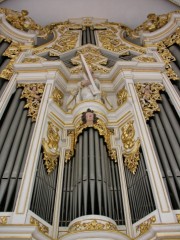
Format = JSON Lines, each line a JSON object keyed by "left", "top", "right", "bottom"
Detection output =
{"left": 0, "top": 0, "right": 179, "bottom": 28}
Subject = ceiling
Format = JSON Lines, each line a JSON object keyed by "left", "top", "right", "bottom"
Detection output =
{"left": 0, "top": 0, "right": 179, "bottom": 29}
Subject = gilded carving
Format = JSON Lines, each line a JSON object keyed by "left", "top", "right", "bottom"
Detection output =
{"left": 18, "top": 83, "right": 45, "bottom": 122}
{"left": 136, "top": 216, "right": 156, "bottom": 235}
{"left": 0, "top": 59, "right": 14, "bottom": 80}
{"left": 42, "top": 122, "right": 60, "bottom": 174}
{"left": 51, "top": 30, "right": 79, "bottom": 53}
{"left": 0, "top": 216, "right": 7, "bottom": 225}
{"left": 68, "top": 219, "right": 117, "bottom": 232}
{"left": 3, "top": 42, "right": 21, "bottom": 59}
{"left": 156, "top": 29, "right": 180, "bottom": 81}
{"left": 121, "top": 120, "right": 141, "bottom": 174}
{"left": 117, "top": 87, "right": 128, "bottom": 106}
{"left": 22, "top": 56, "right": 47, "bottom": 63}
{"left": 65, "top": 109, "right": 116, "bottom": 162}
{"left": 132, "top": 55, "right": 156, "bottom": 63}
{"left": 177, "top": 214, "right": 180, "bottom": 224}
{"left": 52, "top": 87, "right": 64, "bottom": 107}
{"left": 0, "top": 8, "right": 50, "bottom": 37}
{"left": 70, "top": 45, "right": 110, "bottom": 74}
{"left": 30, "top": 216, "right": 49, "bottom": 235}
{"left": 135, "top": 83, "right": 165, "bottom": 121}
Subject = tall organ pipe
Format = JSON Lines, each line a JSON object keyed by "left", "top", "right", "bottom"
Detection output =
{"left": 59, "top": 128, "right": 125, "bottom": 226}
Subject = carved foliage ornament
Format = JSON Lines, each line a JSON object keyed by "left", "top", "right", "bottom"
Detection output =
{"left": 30, "top": 217, "right": 49, "bottom": 235}
{"left": 68, "top": 220, "right": 117, "bottom": 233}
{"left": 42, "top": 122, "right": 60, "bottom": 174}
{"left": 121, "top": 120, "right": 140, "bottom": 174}
{"left": 0, "top": 216, "right": 7, "bottom": 224}
{"left": 0, "top": 8, "right": 50, "bottom": 37}
{"left": 117, "top": 87, "right": 128, "bottom": 106}
{"left": 156, "top": 28, "right": 180, "bottom": 81}
{"left": 70, "top": 45, "right": 110, "bottom": 74}
{"left": 136, "top": 216, "right": 156, "bottom": 236}
{"left": 17, "top": 83, "right": 45, "bottom": 122}
{"left": 135, "top": 83, "right": 165, "bottom": 121}
{"left": 65, "top": 109, "right": 116, "bottom": 162}
{"left": 52, "top": 87, "right": 64, "bottom": 107}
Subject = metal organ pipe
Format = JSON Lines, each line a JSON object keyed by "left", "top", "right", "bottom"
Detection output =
{"left": 59, "top": 128, "right": 125, "bottom": 226}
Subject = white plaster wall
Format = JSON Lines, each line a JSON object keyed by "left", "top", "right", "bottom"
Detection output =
{"left": 0, "top": 0, "right": 179, "bottom": 28}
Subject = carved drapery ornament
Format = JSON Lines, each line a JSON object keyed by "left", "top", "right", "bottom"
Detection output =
{"left": 136, "top": 216, "right": 156, "bottom": 235}
{"left": 17, "top": 83, "right": 45, "bottom": 121}
{"left": 121, "top": 120, "right": 141, "bottom": 174}
{"left": 135, "top": 83, "right": 165, "bottom": 121}
{"left": 65, "top": 109, "right": 116, "bottom": 162}
{"left": 117, "top": 87, "right": 128, "bottom": 106}
{"left": 52, "top": 87, "right": 64, "bottom": 107}
{"left": 42, "top": 122, "right": 60, "bottom": 174}
{"left": 68, "top": 219, "right": 117, "bottom": 232}
{"left": 30, "top": 217, "right": 49, "bottom": 235}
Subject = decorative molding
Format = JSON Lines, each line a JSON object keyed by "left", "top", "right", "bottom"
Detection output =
{"left": 132, "top": 55, "right": 156, "bottom": 63}
{"left": 135, "top": 83, "right": 165, "bottom": 121}
{"left": 17, "top": 83, "right": 45, "bottom": 122}
{"left": 136, "top": 216, "right": 156, "bottom": 235}
{"left": 65, "top": 109, "right": 116, "bottom": 162}
{"left": 121, "top": 120, "right": 140, "bottom": 174}
{"left": 22, "top": 56, "right": 47, "bottom": 64}
{"left": 68, "top": 219, "right": 117, "bottom": 232}
{"left": 42, "top": 121, "right": 60, "bottom": 174}
{"left": 117, "top": 87, "right": 128, "bottom": 107}
{"left": 30, "top": 216, "right": 49, "bottom": 235}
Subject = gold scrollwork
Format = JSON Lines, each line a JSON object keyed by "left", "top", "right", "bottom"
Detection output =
{"left": 132, "top": 55, "right": 156, "bottom": 63}
{"left": 22, "top": 56, "right": 47, "bottom": 63}
{"left": 117, "top": 87, "right": 128, "bottom": 106}
{"left": 68, "top": 219, "right": 117, "bottom": 232}
{"left": 135, "top": 83, "right": 165, "bottom": 121}
{"left": 177, "top": 214, "right": 180, "bottom": 224}
{"left": 0, "top": 216, "right": 8, "bottom": 225}
{"left": 70, "top": 45, "right": 110, "bottom": 74}
{"left": 0, "top": 8, "right": 50, "bottom": 38}
{"left": 156, "top": 28, "right": 180, "bottom": 81}
{"left": 121, "top": 120, "right": 141, "bottom": 174}
{"left": 42, "top": 122, "right": 60, "bottom": 174}
{"left": 0, "top": 59, "right": 14, "bottom": 80}
{"left": 136, "top": 216, "right": 156, "bottom": 235}
{"left": 17, "top": 83, "right": 45, "bottom": 122}
{"left": 30, "top": 216, "right": 49, "bottom": 235}
{"left": 52, "top": 87, "right": 64, "bottom": 107}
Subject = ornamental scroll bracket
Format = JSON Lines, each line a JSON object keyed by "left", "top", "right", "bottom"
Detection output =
{"left": 135, "top": 83, "right": 165, "bottom": 121}
{"left": 121, "top": 120, "right": 141, "bottom": 174}
{"left": 136, "top": 216, "right": 156, "bottom": 236}
{"left": 17, "top": 83, "right": 45, "bottom": 122}
{"left": 65, "top": 109, "right": 117, "bottom": 162}
{"left": 42, "top": 122, "right": 60, "bottom": 174}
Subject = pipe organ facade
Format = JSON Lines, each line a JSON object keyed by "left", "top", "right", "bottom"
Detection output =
{"left": 0, "top": 8, "right": 180, "bottom": 240}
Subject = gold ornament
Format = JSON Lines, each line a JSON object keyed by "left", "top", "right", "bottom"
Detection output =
{"left": 0, "top": 216, "right": 7, "bottom": 225}
{"left": 22, "top": 56, "right": 47, "bottom": 63}
{"left": 70, "top": 45, "right": 110, "bottom": 74}
{"left": 132, "top": 55, "right": 156, "bottom": 63}
{"left": 136, "top": 216, "right": 156, "bottom": 235}
{"left": 42, "top": 122, "right": 60, "bottom": 174}
{"left": 135, "top": 83, "right": 165, "bottom": 121}
{"left": 30, "top": 216, "right": 49, "bottom": 235}
{"left": 121, "top": 120, "right": 141, "bottom": 174}
{"left": 117, "top": 87, "right": 128, "bottom": 106}
{"left": 65, "top": 110, "right": 116, "bottom": 162}
{"left": 0, "top": 59, "right": 14, "bottom": 80}
{"left": 17, "top": 83, "right": 45, "bottom": 122}
{"left": 68, "top": 219, "right": 117, "bottom": 232}
{"left": 52, "top": 87, "right": 64, "bottom": 107}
